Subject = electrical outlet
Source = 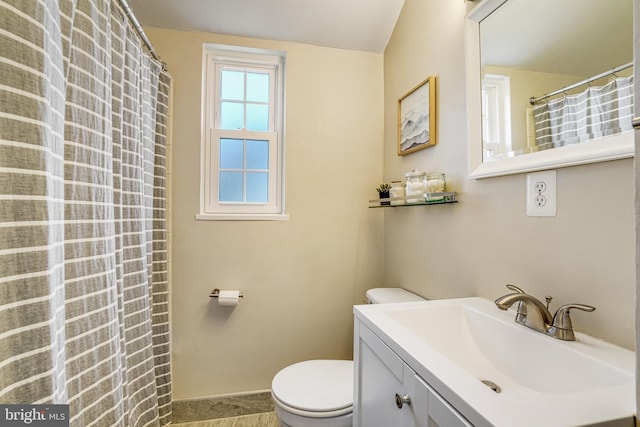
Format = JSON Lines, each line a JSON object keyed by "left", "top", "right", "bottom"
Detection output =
{"left": 527, "top": 170, "right": 556, "bottom": 216}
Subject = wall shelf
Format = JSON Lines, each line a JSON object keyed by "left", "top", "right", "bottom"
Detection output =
{"left": 368, "top": 192, "right": 457, "bottom": 208}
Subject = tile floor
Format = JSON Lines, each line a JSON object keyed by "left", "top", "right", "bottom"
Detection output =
{"left": 171, "top": 392, "right": 275, "bottom": 425}
{"left": 171, "top": 412, "right": 278, "bottom": 427}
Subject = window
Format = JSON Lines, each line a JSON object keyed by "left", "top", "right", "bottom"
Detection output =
{"left": 481, "top": 74, "right": 512, "bottom": 160}
{"left": 198, "top": 45, "right": 287, "bottom": 220}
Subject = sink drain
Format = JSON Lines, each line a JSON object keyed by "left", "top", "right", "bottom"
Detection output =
{"left": 480, "top": 379, "right": 501, "bottom": 393}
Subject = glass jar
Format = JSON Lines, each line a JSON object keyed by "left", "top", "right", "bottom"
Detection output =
{"left": 404, "top": 170, "right": 427, "bottom": 203}
{"left": 389, "top": 181, "right": 405, "bottom": 205}
{"left": 426, "top": 173, "right": 446, "bottom": 201}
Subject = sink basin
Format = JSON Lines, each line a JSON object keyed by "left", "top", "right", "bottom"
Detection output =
{"left": 355, "top": 297, "right": 635, "bottom": 427}
{"left": 385, "top": 300, "right": 631, "bottom": 395}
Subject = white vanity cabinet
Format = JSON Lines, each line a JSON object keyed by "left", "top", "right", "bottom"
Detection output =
{"left": 354, "top": 318, "right": 472, "bottom": 427}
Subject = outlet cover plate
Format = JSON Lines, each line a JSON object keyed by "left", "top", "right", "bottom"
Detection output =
{"left": 527, "top": 170, "right": 556, "bottom": 217}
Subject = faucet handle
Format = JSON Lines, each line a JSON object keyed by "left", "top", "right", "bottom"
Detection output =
{"left": 551, "top": 304, "right": 596, "bottom": 340}
{"left": 554, "top": 303, "right": 595, "bottom": 317}
{"left": 505, "top": 284, "right": 525, "bottom": 293}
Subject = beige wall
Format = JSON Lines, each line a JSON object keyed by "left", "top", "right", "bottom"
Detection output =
{"left": 383, "top": 0, "right": 634, "bottom": 349}
{"left": 145, "top": 28, "right": 385, "bottom": 399}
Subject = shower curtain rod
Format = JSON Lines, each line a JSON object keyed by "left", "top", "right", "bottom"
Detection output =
{"left": 529, "top": 61, "right": 633, "bottom": 105}
{"left": 117, "top": 0, "right": 168, "bottom": 71}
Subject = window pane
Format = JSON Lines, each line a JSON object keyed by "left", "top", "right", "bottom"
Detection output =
{"left": 246, "top": 139, "right": 269, "bottom": 169}
{"left": 247, "top": 73, "right": 269, "bottom": 102}
{"left": 219, "top": 171, "right": 243, "bottom": 201}
{"left": 246, "top": 104, "right": 269, "bottom": 131}
{"left": 221, "top": 70, "right": 244, "bottom": 101}
{"left": 246, "top": 172, "right": 268, "bottom": 203}
{"left": 220, "top": 102, "right": 244, "bottom": 129}
{"left": 220, "top": 138, "right": 244, "bottom": 169}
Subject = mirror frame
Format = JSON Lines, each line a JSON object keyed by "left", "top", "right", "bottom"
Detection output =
{"left": 465, "top": 0, "right": 634, "bottom": 179}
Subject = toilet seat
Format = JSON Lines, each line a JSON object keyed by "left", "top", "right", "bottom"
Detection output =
{"left": 272, "top": 394, "right": 351, "bottom": 418}
{"left": 271, "top": 360, "right": 354, "bottom": 418}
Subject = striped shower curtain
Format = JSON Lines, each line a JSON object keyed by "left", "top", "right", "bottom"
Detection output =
{"left": 533, "top": 76, "right": 634, "bottom": 149}
{"left": 0, "top": 0, "right": 171, "bottom": 426}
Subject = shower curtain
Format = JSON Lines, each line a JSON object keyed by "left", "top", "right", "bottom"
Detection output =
{"left": 533, "top": 76, "right": 634, "bottom": 149}
{"left": 0, "top": 0, "right": 171, "bottom": 425}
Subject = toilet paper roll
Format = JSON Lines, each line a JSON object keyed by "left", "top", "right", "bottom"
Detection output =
{"left": 218, "top": 290, "right": 240, "bottom": 307}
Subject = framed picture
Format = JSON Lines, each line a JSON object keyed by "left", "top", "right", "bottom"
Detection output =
{"left": 397, "top": 76, "right": 436, "bottom": 156}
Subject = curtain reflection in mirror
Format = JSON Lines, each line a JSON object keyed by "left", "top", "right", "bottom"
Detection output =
{"left": 531, "top": 75, "right": 633, "bottom": 151}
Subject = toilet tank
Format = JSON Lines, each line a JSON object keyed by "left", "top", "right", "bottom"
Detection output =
{"left": 365, "top": 288, "right": 425, "bottom": 304}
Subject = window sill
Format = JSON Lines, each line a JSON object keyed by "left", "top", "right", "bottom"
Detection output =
{"left": 195, "top": 213, "right": 290, "bottom": 221}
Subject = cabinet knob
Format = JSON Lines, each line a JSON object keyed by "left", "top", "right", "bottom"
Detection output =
{"left": 395, "top": 393, "right": 411, "bottom": 409}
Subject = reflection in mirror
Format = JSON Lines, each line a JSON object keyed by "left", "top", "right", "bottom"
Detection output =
{"left": 481, "top": 0, "right": 633, "bottom": 161}
{"left": 466, "top": 0, "right": 634, "bottom": 178}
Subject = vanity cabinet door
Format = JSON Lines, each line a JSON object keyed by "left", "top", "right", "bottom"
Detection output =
{"left": 412, "top": 375, "right": 473, "bottom": 427}
{"left": 354, "top": 321, "right": 407, "bottom": 426}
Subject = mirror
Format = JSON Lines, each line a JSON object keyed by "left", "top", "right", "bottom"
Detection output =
{"left": 466, "top": 0, "right": 634, "bottom": 178}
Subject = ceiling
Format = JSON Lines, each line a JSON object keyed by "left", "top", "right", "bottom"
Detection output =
{"left": 126, "top": 0, "right": 406, "bottom": 53}
{"left": 481, "top": 0, "right": 632, "bottom": 77}
{"left": 127, "top": 0, "right": 631, "bottom": 77}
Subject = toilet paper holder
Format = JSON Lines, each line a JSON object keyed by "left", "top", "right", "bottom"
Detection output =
{"left": 209, "top": 288, "right": 244, "bottom": 299}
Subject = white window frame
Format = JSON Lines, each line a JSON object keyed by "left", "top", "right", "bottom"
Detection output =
{"left": 482, "top": 74, "right": 512, "bottom": 159}
{"left": 197, "top": 44, "right": 288, "bottom": 221}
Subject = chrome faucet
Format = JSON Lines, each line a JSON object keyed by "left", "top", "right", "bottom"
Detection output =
{"left": 494, "top": 285, "right": 595, "bottom": 341}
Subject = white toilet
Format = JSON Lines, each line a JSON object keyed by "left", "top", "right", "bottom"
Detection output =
{"left": 271, "top": 288, "right": 425, "bottom": 427}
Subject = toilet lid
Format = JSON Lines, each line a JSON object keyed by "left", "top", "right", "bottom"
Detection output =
{"left": 272, "top": 360, "right": 354, "bottom": 413}
{"left": 366, "top": 288, "right": 425, "bottom": 304}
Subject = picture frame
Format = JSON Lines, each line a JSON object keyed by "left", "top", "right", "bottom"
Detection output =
{"left": 397, "top": 76, "right": 436, "bottom": 156}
